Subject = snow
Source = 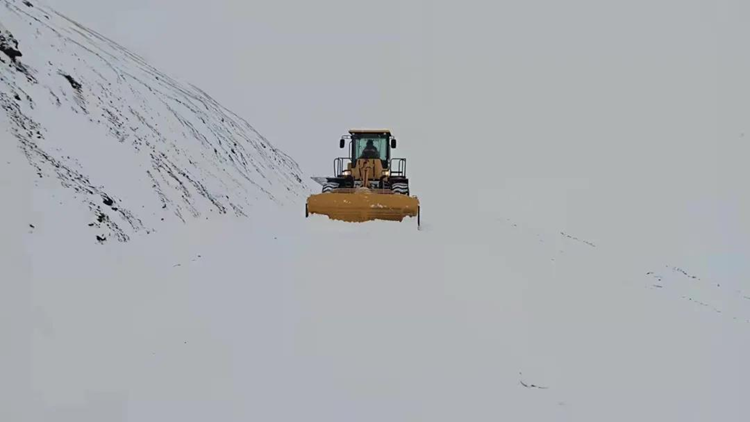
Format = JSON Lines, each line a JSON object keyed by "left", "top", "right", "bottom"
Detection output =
{"left": 2, "top": 0, "right": 749, "bottom": 421}
{"left": 3, "top": 201, "right": 749, "bottom": 421}
{"left": 0, "top": 0, "right": 309, "bottom": 247}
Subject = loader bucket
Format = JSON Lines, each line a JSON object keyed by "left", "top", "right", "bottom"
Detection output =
{"left": 306, "top": 188, "right": 420, "bottom": 225}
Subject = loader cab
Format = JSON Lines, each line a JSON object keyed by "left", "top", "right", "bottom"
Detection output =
{"left": 341, "top": 129, "right": 396, "bottom": 169}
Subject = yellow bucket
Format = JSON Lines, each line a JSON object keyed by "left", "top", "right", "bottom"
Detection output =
{"left": 306, "top": 188, "right": 420, "bottom": 224}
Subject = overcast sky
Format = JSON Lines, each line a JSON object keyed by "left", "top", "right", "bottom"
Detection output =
{"left": 40, "top": 0, "right": 750, "bottom": 277}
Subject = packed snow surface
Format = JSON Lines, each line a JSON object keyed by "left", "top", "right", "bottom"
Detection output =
{"left": 4, "top": 205, "right": 749, "bottom": 421}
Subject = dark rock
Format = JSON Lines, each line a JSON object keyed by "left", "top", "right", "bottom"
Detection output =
{"left": 61, "top": 73, "right": 82, "bottom": 91}
{"left": 0, "top": 31, "right": 23, "bottom": 62}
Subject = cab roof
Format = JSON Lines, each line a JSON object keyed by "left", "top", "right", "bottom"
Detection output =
{"left": 348, "top": 129, "right": 391, "bottom": 135}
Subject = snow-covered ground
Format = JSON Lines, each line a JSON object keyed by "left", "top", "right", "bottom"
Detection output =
{"left": 2, "top": 0, "right": 749, "bottom": 421}
{"left": 4, "top": 205, "right": 749, "bottom": 421}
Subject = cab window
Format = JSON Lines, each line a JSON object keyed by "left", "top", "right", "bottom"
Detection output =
{"left": 354, "top": 137, "right": 387, "bottom": 161}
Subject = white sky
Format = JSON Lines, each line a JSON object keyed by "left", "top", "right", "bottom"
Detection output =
{"left": 38, "top": 0, "right": 750, "bottom": 278}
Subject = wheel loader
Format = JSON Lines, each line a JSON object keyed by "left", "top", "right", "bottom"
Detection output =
{"left": 306, "top": 129, "right": 420, "bottom": 227}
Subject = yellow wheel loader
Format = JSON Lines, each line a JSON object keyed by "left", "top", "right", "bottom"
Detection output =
{"left": 306, "top": 129, "right": 420, "bottom": 227}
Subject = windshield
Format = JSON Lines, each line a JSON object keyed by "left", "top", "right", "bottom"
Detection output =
{"left": 354, "top": 137, "right": 387, "bottom": 161}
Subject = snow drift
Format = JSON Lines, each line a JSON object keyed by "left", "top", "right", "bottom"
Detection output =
{"left": 0, "top": 0, "right": 307, "bottom": 246}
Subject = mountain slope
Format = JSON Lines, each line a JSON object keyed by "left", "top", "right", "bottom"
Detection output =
{"left": 1, "top": 0, "right": 307, "bottom": 245}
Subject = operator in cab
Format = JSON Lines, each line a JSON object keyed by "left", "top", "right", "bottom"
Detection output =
{"left": 359, "top": 139, "right": 380, "bottom": 159}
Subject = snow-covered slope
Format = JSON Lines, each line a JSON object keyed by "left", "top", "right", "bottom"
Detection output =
{"left": 1, "top": 0, "right": 307, "bottom": 245}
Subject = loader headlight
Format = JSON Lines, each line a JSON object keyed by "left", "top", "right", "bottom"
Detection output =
{"left": 383, "top": 170, "right": 390, "bottom": 176}
{"left": 342, "top": 170, "right": 351, "bottom": 176}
